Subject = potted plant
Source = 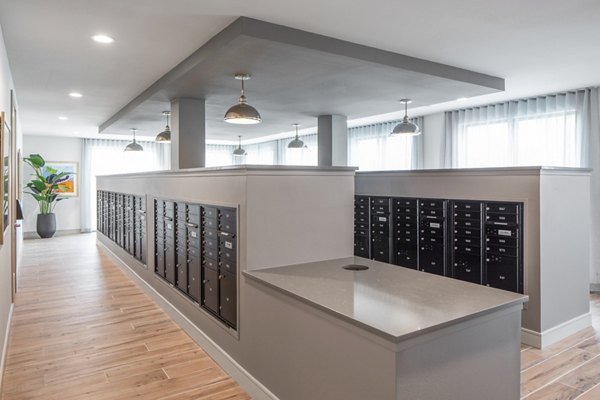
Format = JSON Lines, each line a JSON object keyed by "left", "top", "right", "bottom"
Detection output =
{"left": 24, "top": 154, "right": 72, "bottom": 238}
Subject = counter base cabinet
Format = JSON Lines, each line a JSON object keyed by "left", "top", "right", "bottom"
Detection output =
{"left": 97, "top": 190, "right": 147, "bottom": 265}
{"left": 154, "top": 198, "right": 238, "bottom": 331}
{"left": 354, "top": 195, "right": 523, "bottom": 294}
{"left": 245, "top": 261, "right": 525, "bottom": 400}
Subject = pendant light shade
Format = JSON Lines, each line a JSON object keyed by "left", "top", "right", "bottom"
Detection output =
{"left": 125, "top": 128, "right": 144, "bottom": 151}
{"left": 224, "top": 73, "right": 261, "bottom": 125}
{"left": 155, "top": 111, "right": 171, "bottom": 142}
{"left": 232, "top": 136, "right": 247, "bottom": 156}
{"left": 391, "top": 99, "right": 420, "bottom": 136}
{"left": 288, "top": 123, "right": 306, "bottom": 149}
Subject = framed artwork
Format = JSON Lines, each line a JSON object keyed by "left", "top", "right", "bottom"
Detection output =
{"left": 43, "top": 161, "right": 78, "bottom": 197}
{"left": 11, "top": 90, "right": 19, "bottom": 200}
{"left": 1, "top": 111, "right": 11, "bottom": 243}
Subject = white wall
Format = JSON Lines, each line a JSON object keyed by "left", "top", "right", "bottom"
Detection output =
{"left": 22, "top": 135, "right": 81, "bottom": 233}
{"left": 422, "top": 112, "right": 445, "bottom": 169}
{"left": 0, "top": 22, "right": 21, "bottom": 376}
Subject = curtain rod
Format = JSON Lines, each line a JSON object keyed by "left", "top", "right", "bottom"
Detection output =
{"left": 451, "top": 86, "right": 597, "bottom": 113}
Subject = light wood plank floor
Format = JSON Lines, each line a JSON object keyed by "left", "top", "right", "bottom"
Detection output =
{"left": 3, "top": 233, "right": 600, "bottom": 399}
{"left": 0, "top": 233, "right": 251, "bottom": 400}
{"left": 520, "top": 293, "right": 600, "bottom": 400}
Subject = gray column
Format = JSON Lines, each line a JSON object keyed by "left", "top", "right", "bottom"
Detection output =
{"left": 170, "top": 98, "right": 206, "bottom": 169}
{"left": 318, "top": 115, "right": 348, "bottom": 167}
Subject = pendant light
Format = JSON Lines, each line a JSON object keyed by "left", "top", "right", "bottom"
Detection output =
{"left": 288, "top": 123, "right": 306, "bottom": 149}
{"left": 155, "top": 111, "right": 171, "bottom": 142}
{"left": 391, "top": 99, "right": 420, "bottom": 136}
{"left": 224, "top": 73, "right": 261, "bottom": 124}
{"left": 124, "top": 128, "right": 144, "bottom": 151}
{"left": 232, "top": 135, "right": 247, "bottom": 156}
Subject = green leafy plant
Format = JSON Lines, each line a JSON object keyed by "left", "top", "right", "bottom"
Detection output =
{"left": 24, "top": 154, "right": 72, "bottom": 214}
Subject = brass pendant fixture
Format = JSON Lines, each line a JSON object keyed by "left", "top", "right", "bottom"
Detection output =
{"left": 391, "top": 99, "right": 420, "bottom": 136}
{"left": 224, "top": 73, "right": 262, "bottom": 125}
{"left": 155, "top": 111, "right": 171, "bottom": 142}
{"left": 288, "top": 123, "right": 306, "bottom": 149}
{"left": 124, "top": 128, "right": 144, "bottom": 151}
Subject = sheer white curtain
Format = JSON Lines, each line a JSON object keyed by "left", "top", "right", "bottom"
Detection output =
{"left": 444, "top": 90, "right": 592, "bottom": 168}
{"left": 348, "top": 118, "right": 423, "bottom": 171}
{"left": 206, "top": 144, "right": 235, "bottom": 167}
{"left": 235, "top": 134, "right": 319, "bottom": 166}
{"left": 244, "top": 140, "right": 278, "bottom": 165}
{"left": 80, "top": 138, "right": 170, "bottom": 232}
{"left": 278, "top": 133, "right": 318, "bottom": 166}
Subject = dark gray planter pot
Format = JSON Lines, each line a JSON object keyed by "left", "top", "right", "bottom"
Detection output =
{"left": 37, "top": 213, "right": 56, "bottom": 238}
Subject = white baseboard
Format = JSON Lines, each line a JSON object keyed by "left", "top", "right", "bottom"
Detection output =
{"left": 97, "top": 240, "right": 279, "bottom": 400}
{"left": 0, "top": 304, "right": 14, "bottom": 391}
{"left": 521, "top": 312, "right": 592, "bottom": 349}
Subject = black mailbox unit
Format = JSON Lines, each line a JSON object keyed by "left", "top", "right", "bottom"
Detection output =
{"left": 151, "top": 198, "right": 239, "bottom": 331}
{"left": 484, "top": 202, "right": 523, "bottom": 293}
{"left": 370, "top": 197, "right": 392, "bottom": 263}
{"left": 393, "top": 198, "right": 419, "bottom": 269}
{"left": 354, "top": 196, "right": 370, "bottom": 258}
{"left": 450, "top": 200, "right": 484, "bottom": 284}
{"left": 134, "top": 195, "right": 147, "bottom": 264}
{"left": 216, "top": 206, "right": 237, "bottom": 328}
{"left": 154, "top": 200, "right": 175, "bottom": 284}
{"left": 418, "top": 198, "right": 447, "bottom": 276}
{"left": 97, "top": 190, "right": 147, "bottom": 265}
{"left": 354, "top": 194, "right": 524, "bottom": 294}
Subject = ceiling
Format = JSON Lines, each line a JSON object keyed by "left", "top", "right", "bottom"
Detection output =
{"left": 1, "top": 0, "right": 599, "bottom": 142}
{"left": 99, "top": 17, "right": 503, "bottom": 141}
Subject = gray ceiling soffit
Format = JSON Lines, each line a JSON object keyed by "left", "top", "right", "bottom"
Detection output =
{"left": 99, "top": 17, "right": 505, "bottom": 133}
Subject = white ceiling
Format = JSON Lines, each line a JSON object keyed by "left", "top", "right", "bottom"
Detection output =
{"left": 1, "top": 0, "right": 599, "bottom": 142}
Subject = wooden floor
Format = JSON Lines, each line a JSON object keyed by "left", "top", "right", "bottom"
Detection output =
{"left": 3, "top": 234, "right": 600, "bottom": 399}
{"left": 520, "top": 293, "right": 600, "bottom": 399}
{"left": 0, "top": 233, "right": 250, "bottom": 400}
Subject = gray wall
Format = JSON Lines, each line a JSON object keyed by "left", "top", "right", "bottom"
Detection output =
{"left": 0, "top": 22, "right": 21, "bottom": 375}
{"left": 96, "top": 166, "right": 355, "bottom": 389}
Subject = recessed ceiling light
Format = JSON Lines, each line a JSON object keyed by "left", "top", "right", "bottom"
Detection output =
{"left": 456, "top": 97, "right": 468, "bottom": 102}
{"left": 58, "top": 116, "right": 68, "bottom": 121}
{"left": 92, "top": 34, "right": 114, "bottom": 44}
{"left": 69, "top": 92, "right": 83, "bottom": 98}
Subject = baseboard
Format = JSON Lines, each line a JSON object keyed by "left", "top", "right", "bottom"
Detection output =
{"left": 521, "top": 312, "right": 592, "bottom": 349}
{"left": 0, "top": 304, "right": 14, "bottom": 391}
{"left": 23, "top": 229, "right": 81, "bottom": 239}
{"left": 97, "top": 239, "right": 279, "bottom": 400}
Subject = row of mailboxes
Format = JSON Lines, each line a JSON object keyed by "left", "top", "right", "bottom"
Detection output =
{"left": 354, "top": 195, "right": 523, "bottom": 293}
{"left": 354, "top": 196, "right": 370, "bottom": 258}
{"left": 97, "top": 190, "right": 147, "bottom": 264}
{"left": 154, "top": 199, "right": 238, "bottom": 330}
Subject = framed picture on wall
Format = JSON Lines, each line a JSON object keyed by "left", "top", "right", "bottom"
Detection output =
{"left": 1, "top": 111, "right": 11, "bottom": 244}
{"left": 43, "top": 161, "right": 78, "bottom": 197}
{"left": 11, "top": 90, "right": 20, "bottom": 200}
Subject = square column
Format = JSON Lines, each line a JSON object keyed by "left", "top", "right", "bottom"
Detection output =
{"left": 170, "top": 98, "right": 206, "bottom": 169}
{"left": 318, "top": 115, "right": 348, "bottom": 167}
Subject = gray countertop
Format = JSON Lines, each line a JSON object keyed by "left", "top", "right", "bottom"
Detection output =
{"left": 244, "top": 257, "right": 528, "bottom": 343}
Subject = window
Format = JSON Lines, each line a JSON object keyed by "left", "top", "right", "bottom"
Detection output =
{"left": 348, "top": 119, "right": 422, "bottom": 171}
{"left": 82, "top": 139, "right": 170, "bottom": 232}
{"left": 206, "top": 144, "right": 236, "bottom": 167}
{"left": 457, "top": 111, "right": 578, "bottom": 168}
{"left": 446, "top": 91, "right": 588, "bottom": 168}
